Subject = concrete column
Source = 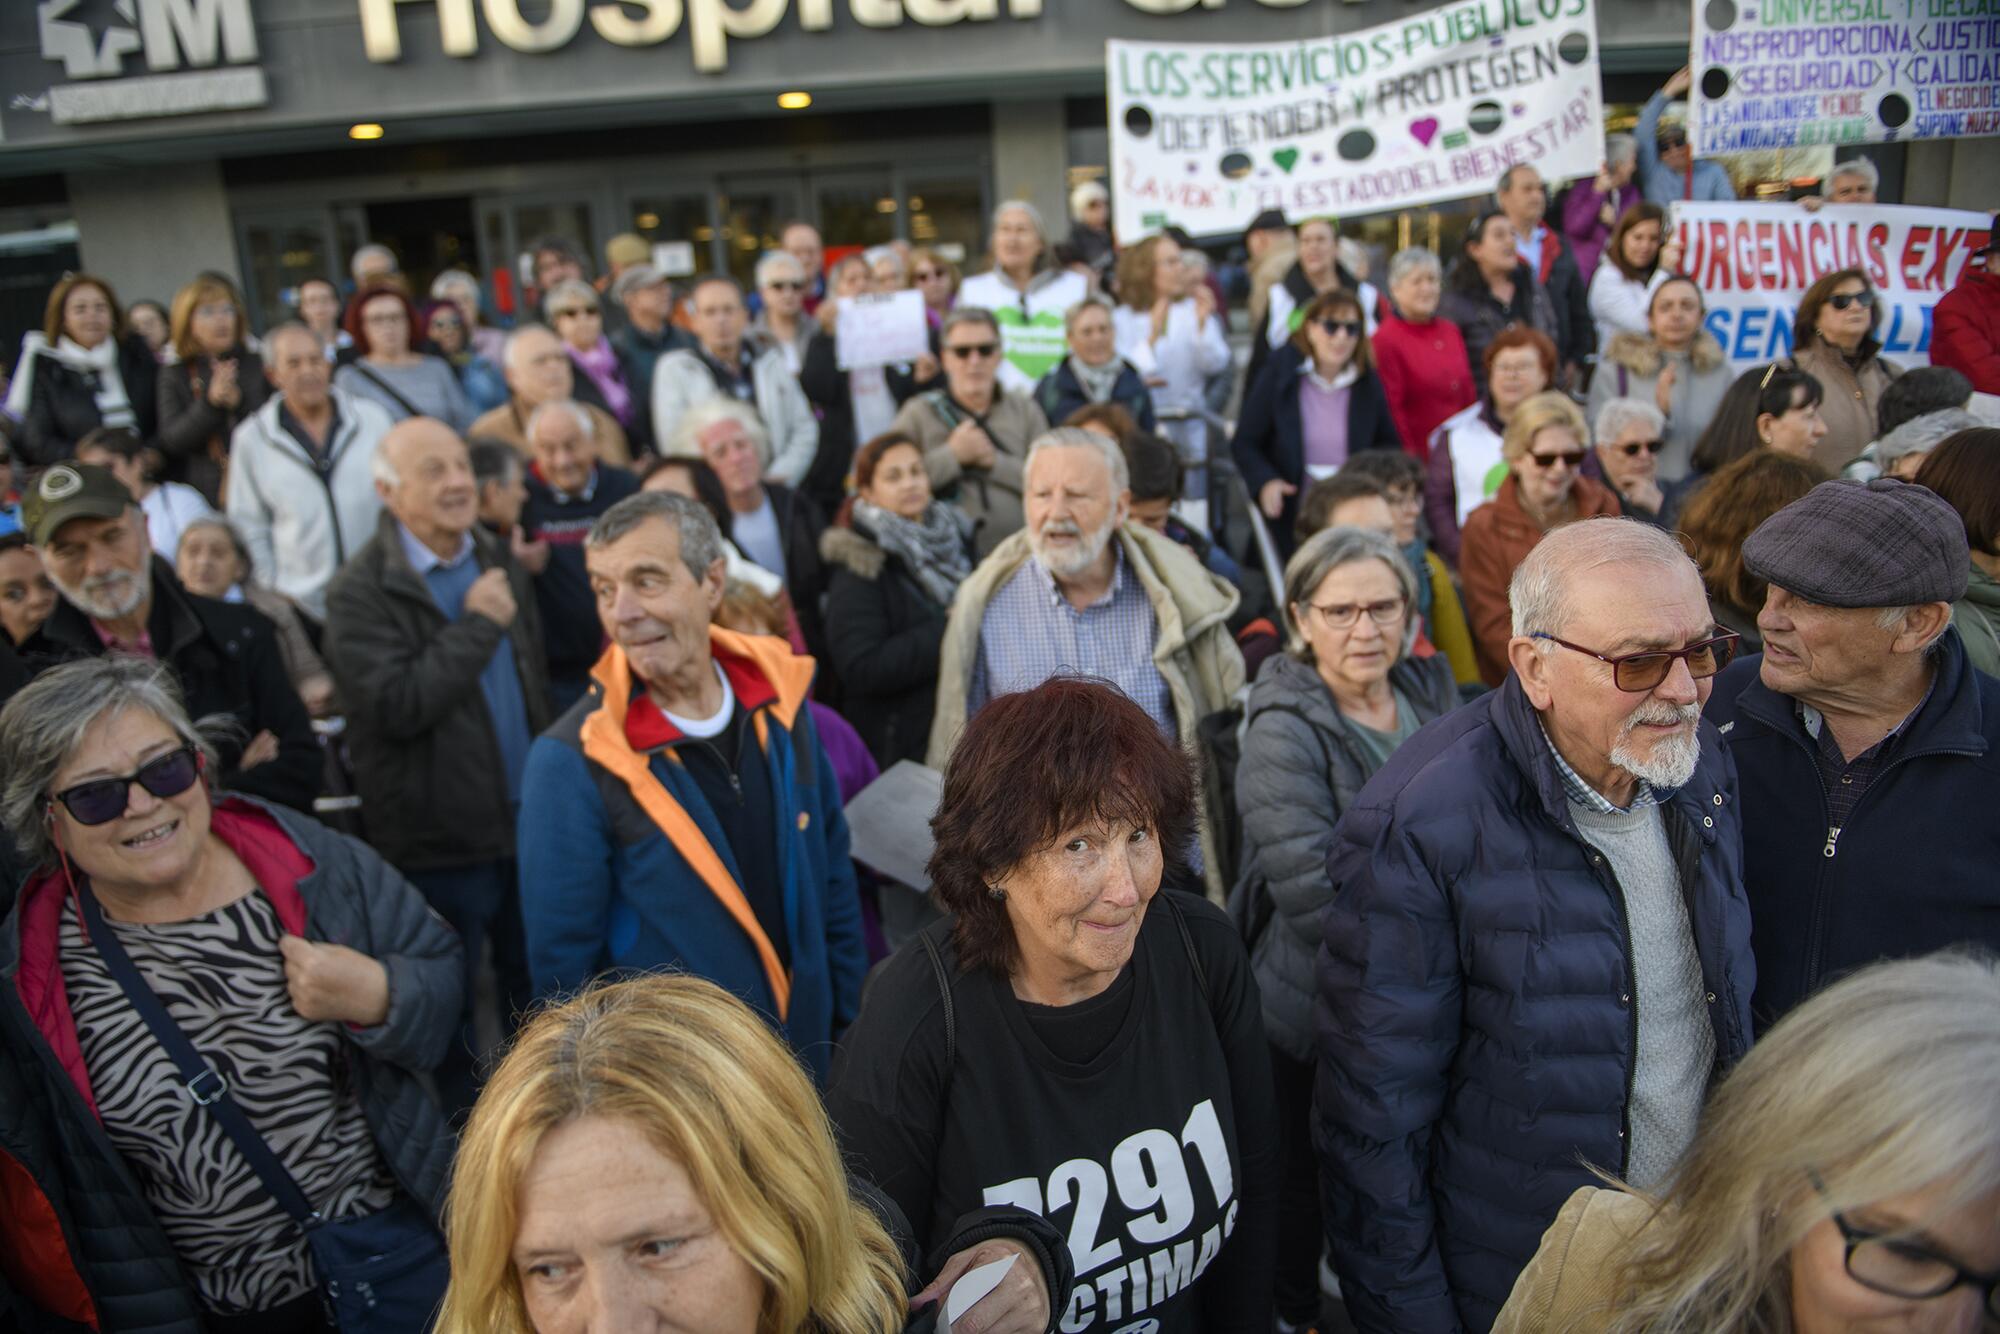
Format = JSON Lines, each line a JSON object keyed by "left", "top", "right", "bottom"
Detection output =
{"left": 1904, "top": 139, "right": 2000, "bottom": 214}
{"left": 67, "top": 160, "right": 239, "bottom": 303}
{"left": 991, "top": 98, "right": 1068, "bottom": 249}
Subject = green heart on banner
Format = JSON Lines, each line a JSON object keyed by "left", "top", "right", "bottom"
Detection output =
{"left": 991, "top": 306, "right": 1069, "bottom": 382}
{"left": 1273, "top": 148, "right": 1300, "bottom": 174}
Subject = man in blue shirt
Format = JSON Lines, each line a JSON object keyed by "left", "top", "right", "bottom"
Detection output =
{"left": 323, "top": 417, "right": 551, "bottom": 1118}
{"left": 1637, "top": 66, "right": 1738, "bottom": 206}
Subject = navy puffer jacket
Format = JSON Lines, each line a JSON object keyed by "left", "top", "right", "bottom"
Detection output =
{"left": 1312, "top": 675, "right": 1755, "bottom": 1334}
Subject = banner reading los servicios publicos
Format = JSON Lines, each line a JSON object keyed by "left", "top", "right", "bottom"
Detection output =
{"left": 1687, "top": 0, "right": 2000, "bottom": 155}
{"left": 1106, "top": 0, "right": 1604, "bottom": 242}
{"left": 1668, "top": 201, "right": 1993, "bottom": 370}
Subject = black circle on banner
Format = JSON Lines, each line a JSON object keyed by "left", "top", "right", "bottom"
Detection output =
{"left": 1701, "top": 67, "right": 1731, "bottom": 100}
{"left": 1558, "top": 32, "right": 1591, "bottom": 64}
{"left": 1124, "top": 105, "right": 1153, "bottom": 138}
{"left": 1338, "top": 130, "right": 1376, "bottom": 161}
{"left": 1704, "top": 0, "right": 1738, "bottom": 30}
{"left": 1879, "top": 94, "right": 1911, "bottom": 128}
{"left": 1469, "top": 102, "right": 1504, "bottom": 135}
{"left": 1221, "top": 151, "right": 1254, "bottom": 179}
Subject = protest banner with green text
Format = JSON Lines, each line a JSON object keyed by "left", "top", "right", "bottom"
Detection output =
{"left": 1668, "top": 201, "right": 1992, "bottom": 370}
{"left": 1106, "top": 0, "right": 1604, "bottom": 242}
{"left": 1687, "top": 0, "right": 2000, "bottom": 154}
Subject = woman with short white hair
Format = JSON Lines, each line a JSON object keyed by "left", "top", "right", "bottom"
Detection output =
{"left": 543, "top": 278, "right": 643, "bottom": 447}
{"left": 1374, "top": 247, "right": 1476, "bottom": 463}
{"left": 958, "top": 201, "right": 1090, "bottom": 393}
{"left": 750, "top": 249, "right": 820, "bottom": 375}
{"left": 1495, "top": 951, "right": 2000, "bottom": 1332}
{"left": 1591, "top": 397, "right": 1670, "bottom": 523}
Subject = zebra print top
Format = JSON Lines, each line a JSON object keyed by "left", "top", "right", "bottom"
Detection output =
{"left": 59, "top": 889, "right": 399, "bottom": 1315}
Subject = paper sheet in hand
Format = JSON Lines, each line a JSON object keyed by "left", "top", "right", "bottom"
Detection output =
{"left": 945, "top": 1255, "right": 1016, "bottom": 1331}
{"left": 837, "top": 291, "right": 929, "bottom": 370}
{"left": 842, "top": 759, "right": 941, "bottom": 894}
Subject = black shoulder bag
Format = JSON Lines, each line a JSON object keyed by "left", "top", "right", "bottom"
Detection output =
{"left": 76, "top": 883, "right": 449, "bottom": 1332}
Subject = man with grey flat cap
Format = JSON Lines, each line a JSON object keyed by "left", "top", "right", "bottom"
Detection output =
{"left": 1706, "top": 477, "right": 2000, "bottom": 1029}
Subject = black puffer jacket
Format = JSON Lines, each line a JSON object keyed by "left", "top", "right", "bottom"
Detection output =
{"left": 12, "top": 334, "right": 160, "bottom": 465}
{"left": 0, "top": 795, "right": 462, "bottom": 1333}
{"left": 154, "top": 348, "right": 271, "bottom": 507}
{"left": 322, "top": 512, "right": 552, "bottom": 871}
{"left": 820, "top": 519, "right": 963, "bottom": 768}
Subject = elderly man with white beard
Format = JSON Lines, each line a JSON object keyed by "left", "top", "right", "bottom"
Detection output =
{"left": 928, "top": 426, "right": 1245, "bottom": 898}
{"left": 1312, "top": 517, "right": 1758, "bottom": 1334}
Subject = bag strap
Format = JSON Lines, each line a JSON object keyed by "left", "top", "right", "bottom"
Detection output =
{"left": 1159, "top": 891, "right": 1211, "bottom": 1011}
{"left": 348, "top": 362, "right": 423, "bottom": 420}
{"left": 919, "top": 927, "right": 956, "bottom": 1071}
{"left": 75, "top": 883, "right": 324, "bottom": 1231}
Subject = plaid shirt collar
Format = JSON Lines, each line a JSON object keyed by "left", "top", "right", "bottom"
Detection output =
{"left": 1031, "top": 540, "right": 1128, "bottom": 612}
{"left": 1539, "top": 719, "right": 1661, "bottom": 815}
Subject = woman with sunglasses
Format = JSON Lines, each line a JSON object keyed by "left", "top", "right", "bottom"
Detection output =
{"left": 910, "top": 247, "right": 961, "bottom": 330}
{"left": 1495, "top": 950, "right": 2000, "bottom": 1333}
{"left": 0, "top": 656, "right": 460, "bottom": 1334}
{"left": 333, "top": 281, "right": 475, "bottom": 433}
{"left": 1790, "top": 267, "right": 1905, "bottom": 472}
{"left": 1587, "top": 275, "right": 1731, "bottom": 483}
{"left": 543, "top": 278, "right": 648, "bottom": 452}
{"left": 1231, "top": 288, "right": 1402, "bottom": 555}
{"left": 890, "top": 306, "right": 1050, "bottom": 559}
{"left": 1591, "top": 397, "right": 1670, "bottom": 525}
{"left": 1460, "top": 392, "right": 1622, "bottom": 685}
{"left": 421, "top": 297, "right": 508, "bottom": 413}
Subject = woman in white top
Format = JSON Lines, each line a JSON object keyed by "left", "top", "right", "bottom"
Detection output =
{"left": 1587, "top": 202, "right": 1683, "bottom": 351}
{"left": 1250, "top": 217, "right": 1382, "bottom": 394}
{"left": 956, "top": 200, "right": 1088, "bottom": 394}
{"left": 73, "top": 426, "right": 215, "bottom": 563}
{"left": 1112, "top": 234, "right": 1231, "bottom": 473}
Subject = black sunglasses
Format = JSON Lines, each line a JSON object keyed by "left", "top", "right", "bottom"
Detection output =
{"left": 1316, "top": 318, "right": 1363, "bottom": 338}
{"left": 50, "top": 746, "right": 201, "bottom": 826}
{"left": 1828, "top": 289, "right": 1876, "bottom": 311}
{"left": 946, "top": 342, "right": 999, "bottom": 359}
{"left": 1533, "top": 632, "right": 1739, "bottom": 693}
{"left": 765, "top": 280, "right": 805, "bottom": 292}
{"left": 1618, "top": 438, "right": 1665, "bottom": 457}
{"left": 1528, "top": 450, "right": 1587, "bottom": 469}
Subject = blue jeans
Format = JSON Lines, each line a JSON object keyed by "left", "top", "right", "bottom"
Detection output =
{"left": 405, "top": 859, "right": 529, "bottom": 1122}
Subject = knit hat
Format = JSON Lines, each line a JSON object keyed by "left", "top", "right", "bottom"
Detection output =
{"left": 604, "top": 233, "right": 651, "bottom": 269}
{"left": 1743, "top": 478, "right": 1969, "bottom": 608}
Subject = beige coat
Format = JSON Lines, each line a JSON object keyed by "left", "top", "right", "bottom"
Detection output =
{"left": 926, "top": 521, "right": 1245, "bottom": 900}
{"left": 1792, "top": 340, "right": 1903, "bottom": 474}
{"left": 891, "top": 388, "right": 1050, "bottom": 559}
{"left": 470, "top": 398, "right": 631, "bottom": 466}
{"left": 1492, "top": 1187, "right": 1654, "bottom": 1333}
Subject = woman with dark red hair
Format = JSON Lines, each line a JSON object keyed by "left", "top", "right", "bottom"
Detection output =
{"left": 829, "top": 677, "right": 1278, "bottom": 1334}
{"left": 331, "top": 282, "right": 474, "bottom": 432}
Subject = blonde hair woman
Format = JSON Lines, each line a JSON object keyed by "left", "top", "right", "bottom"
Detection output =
{"left": 156, "top": 274, "right": 269, "bottom": 505}
{"left": 1495, "top": 951, "right": 2000, "bottom": 1332}
{"left": 438, "top": 974, "right": 1066, "bottom": 1334}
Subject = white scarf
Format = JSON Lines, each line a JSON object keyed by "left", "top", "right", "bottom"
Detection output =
{"left": 5, "top": 332, "right": 133, "bottom": 429}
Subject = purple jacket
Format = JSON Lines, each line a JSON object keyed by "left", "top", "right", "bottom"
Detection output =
{"left": 1561, "top": 180, "right": 1641, "bottom": 282}
{"left": 809, "top": 700, "right": 881, "bottom": 804}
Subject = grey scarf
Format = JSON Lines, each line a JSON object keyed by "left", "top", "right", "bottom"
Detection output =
{"left": 854, "top": 499, "right": 972, "bottom": 607}
{"left": 1068, "top": 354, "right": 1124, "bottom": 406}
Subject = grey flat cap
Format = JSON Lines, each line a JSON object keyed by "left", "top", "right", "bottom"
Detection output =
{"left": 1743, "top": 478, "right": 1969, "bottom": 608}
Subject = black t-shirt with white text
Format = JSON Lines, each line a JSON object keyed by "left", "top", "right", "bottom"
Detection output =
{"left": 829, "top": 893, "right": 1276, "bottom": 1334}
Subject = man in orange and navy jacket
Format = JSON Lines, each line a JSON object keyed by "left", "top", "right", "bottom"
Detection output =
{"left": 518, "top": 489, "right": 865, "bottom": 1083}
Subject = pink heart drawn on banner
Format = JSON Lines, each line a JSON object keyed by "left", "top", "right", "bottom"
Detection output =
{"left": 1410, "top": 117, "right": 1440, "bottom": 147}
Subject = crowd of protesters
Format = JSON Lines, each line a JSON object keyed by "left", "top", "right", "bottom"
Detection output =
{"left": 1, "top": 63, "right": 1999, "bottom": 1334}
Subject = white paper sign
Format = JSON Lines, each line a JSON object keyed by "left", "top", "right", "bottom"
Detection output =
{"left": 1667, "top": 202, "right": 1992, "bottom": 371}
{"left": 1107, "top": 0, "right": 1605, "bottom": 241}
{"left": 1687, "top": 0, "right": 1999, "bottom": 156}
{"left": 652, "top": 241, "right": 696, "bottom": 277}
{"left": 945, "top": 1256, "right": 1016, "bottom": 1331}
{"left": 841, "top": 760, "right": 942, "bottom": 894}
{"left": 837, "top": 291, "right": 930, "bottom": 371}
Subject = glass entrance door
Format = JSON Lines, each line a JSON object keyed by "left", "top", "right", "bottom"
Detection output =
{"left": 235, "top": 207, "right": 339, "bottom": 333}
{"left": 476, "top": 194, "right": 600, "bottom": 324}
{"left": 715, "top": 176, "right": 802, "bottom": 288}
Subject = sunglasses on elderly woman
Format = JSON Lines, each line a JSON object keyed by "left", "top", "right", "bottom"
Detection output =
{"left": 1533, "top": 632, "right": 1740, "bottom": 692}
{"left": 765, "top": 280, "right": 805, "bottom": 292}
{"left": 946, "top": 342, "right": 1000, "bottom": 359}
{"left": 552, "top": 306, "right": 600, "bottom": 320}
{"left": 1528, "top": 449, "right": 1587, "bottom": 469}
{"left": 1316, "top": 318, "right": 1363, "bottom": 338}
{"left": 49, "top": 746, "right": 201, "bottom": 826}
{"left": 1618, "top": 438, "right": 1665, "bottom": 457}
{"left": 1828, "top": 290, "right": 1875, "bottom": 311}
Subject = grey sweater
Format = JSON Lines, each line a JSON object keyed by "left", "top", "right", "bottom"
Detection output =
{"left": 1568, "top": 799, "right": 1714, "bottom": 1187}
{"left": 335, "top": 355, "right": 474, "bottom": 433}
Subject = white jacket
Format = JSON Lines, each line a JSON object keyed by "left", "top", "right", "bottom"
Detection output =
{"left": 958, "top": 269, "right": 1089, "bottom": 393}
{"left": 226, "top": 387, "right": 391, "bottom": 620}
{"left": 650, "top": 343, "right": 818, "bottom": 486}
{"left": 1587, "top": 261, "right": 1672, "bottom": 355}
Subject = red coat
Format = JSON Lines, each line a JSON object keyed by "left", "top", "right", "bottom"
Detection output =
{"left": 1372, "top": 313, "right": 1477, "bottom": 463}
{"left": 1932, "top": 265, "right": 2000, "bottom": 396}
{"left": 1459, "top": 473, "right": 1624, "bottom": 686}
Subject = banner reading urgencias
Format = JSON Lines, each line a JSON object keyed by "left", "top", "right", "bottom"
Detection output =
{"left": 1667, "top": 201, "right": 1992, "bottom": 370}
{"left": 1687, "top": 0, "right": 2000, "bottom": 155}
{"left": 1106, "top": 0, "right": 1604, "bottom": 242}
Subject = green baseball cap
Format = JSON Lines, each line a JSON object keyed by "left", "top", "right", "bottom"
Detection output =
{"left": 22, "top": 462, "right": 135, "bottom": 546}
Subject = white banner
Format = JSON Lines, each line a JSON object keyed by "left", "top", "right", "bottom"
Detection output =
{"left": 1667, "top": 202, "right": 1993, "bottom": 370}
{"left": 1107, "top": 0, "right": 1605, "bottom": 242}
{"left": 1687, "top": 2, "right": 1999, "bottom": 156}
{"left": 835, "top": 291, "right": 930, "bottom": 371}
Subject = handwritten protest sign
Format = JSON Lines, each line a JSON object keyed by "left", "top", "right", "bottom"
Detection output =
{"left": 1667, "top": 202, "right": 1992, "bottom": 370}
{"left": 836, "top": 291, "right": 930, "bottom": 372}
{"left": 1687, "top": 0, "right": 1999, "bottom": 155}
{"left": 1106, "top": 0, "right": 1604, "bottom": 242}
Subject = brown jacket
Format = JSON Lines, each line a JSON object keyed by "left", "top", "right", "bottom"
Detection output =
{"left": 1492, "top": 1187, "right": 1653, "bottom": 1333}
{"left": 1460, "top": 473, "right": 1623, "bottom": 686}
{"left": 1791, "top": 339, "right": 1902, "bottom": 474}
{"left": 470, "top": 398, "right": 632, "bottom": 466}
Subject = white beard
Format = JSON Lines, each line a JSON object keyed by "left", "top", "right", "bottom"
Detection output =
{"left": 1609, "top": 699, "right": 1703, "bottom": 789}
{"left": 1032, "top": 512, "right": 1118, "bottom": 579}
{"left": 53, "top": 560, "right": 149, "bottom": 623}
